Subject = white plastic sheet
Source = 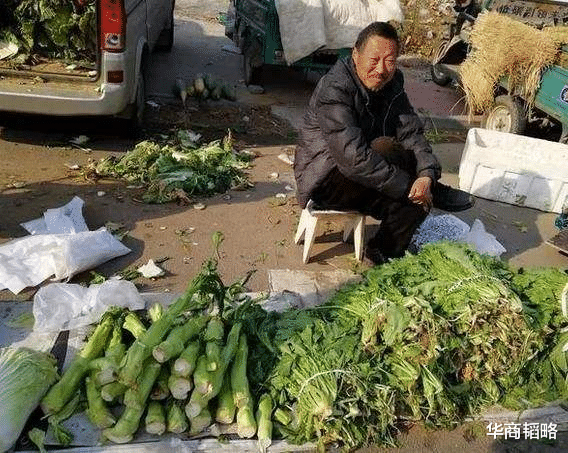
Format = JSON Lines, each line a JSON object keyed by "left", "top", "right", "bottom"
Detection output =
{"left": 0, "top": 197, "right": 131, "bottom": 294}
{"left": 20, "top": 196, "right": 89, "bottom": 235}
{"left": 33, "top": 280, "right": 145, "bottom": 332}
{"left": 274, "top": 0, "right": 404, "bottom": 64}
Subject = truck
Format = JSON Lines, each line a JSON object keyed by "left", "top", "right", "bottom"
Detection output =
{"left": 0, "top": 0, "right": 175, "bottom": 134}
{"left": 431, "top": 0, "right": 568, "bottom": 142}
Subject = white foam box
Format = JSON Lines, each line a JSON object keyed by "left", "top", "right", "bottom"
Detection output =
{"left": 459, "top": 128, "right": 568, "bottom": 213}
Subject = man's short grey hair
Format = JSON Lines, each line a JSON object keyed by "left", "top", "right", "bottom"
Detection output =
{"left": 354, "top": 22, "right": 400, "bottom": 53}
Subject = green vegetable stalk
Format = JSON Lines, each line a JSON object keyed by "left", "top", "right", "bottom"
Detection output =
{"left": 230, "top": 333, "right": 251, "bottom": 409}
{"left": 167, "top": 401, "right": 189, "bottom": 434}
{"left": 145, "top": 401, "right": 166, "bottom": 435}
{"left": 0, "top": 347, "right": 58, "bottom": 453}
{"left": 173, "top": 340, "right": 201, "bottom": 377}
{"left": 185, "top": 388, "right": 209, "bottom": 419}
{"left": 256, "top": 394, "right": 273, "bottom": 451}
{"left": 206, "top": 342, "right": 222, "bottom": 372}
{"left": 41, "top": 309, "right": 117, "bottom": 415}
{"left": 151, "top": 367, "right": 170, "bottom": 400}
{"left": 204, "top": 317, "right": 225, "bottom": 342}
{"left": 101, "top": 381, "right": 127, "bottom": 403}
{"left": 152, "top": 315, "right": 208, "bottom": 363}
{"left": 168, "top": 373, "right": 193, "bottom": 400}
{"left": 103, "top": 359, "right": 162, "bottom": 443}
{"left": 119, "top": 256, "right": 225, "bottom": 387}
{"left": 215, "top": 374, "right": 236, "bottom": 424}
{"left": 236, "top": 403, "right": 257, "bottom": 439}
{"left": 122, "top": 360, "right": 162, "bottom": 411}
{"left": 91, "top": 319, "right": 126, "bottom": 386}
{"left": 122, "top": 312, "right": 147, "bottom": 339}
{"left": 186, "top": 322, "right": 242, "bottom": 417}
{"left": 273, "top": 407, "right": 292, "bottom": 426}
{"left": 192, "top": 355, "right": 212, "bottom": 395}
{"left": 189, "top": 407, "right": 212, "bottom": 435}
{"left": 85, "top": 375, "right": 115, "bottom": 429}
{"left": 148, "top": 303, "right": 164, "bottom": 323}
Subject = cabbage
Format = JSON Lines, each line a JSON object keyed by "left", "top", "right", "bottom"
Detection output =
{"left": 0, "top": 347, "right": 58, "bottom": 453}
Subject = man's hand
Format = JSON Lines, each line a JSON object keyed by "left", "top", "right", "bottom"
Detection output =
{"left": 408, "top": 176, "right": 433, "bottom": 211}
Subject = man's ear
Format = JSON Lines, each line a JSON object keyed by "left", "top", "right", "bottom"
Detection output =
{"left": 352, "top": 46, "right": 358, "bottom": 62}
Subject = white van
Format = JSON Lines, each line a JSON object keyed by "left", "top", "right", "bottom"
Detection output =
{"left": 0, "top": 0, "right": 175, "bottom": 132}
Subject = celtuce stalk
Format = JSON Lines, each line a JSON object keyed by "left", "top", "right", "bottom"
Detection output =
{"left": 168, "top": 374, "right": 193, "bottom": 400}
{"left": 119, "top": 263, "right": 223, "bottom": 387}
{"left": 185, "top": 323, "right": 242, "bottom": 417}
{"left": 103, "top": 359, "right": 162, "bottom": 443}
{"left": 189, "top": 406, "right": 212, "bottom": 435}
{"left": 41, "top": 310, "right": 117, "bottom": 415}
{"left": 215, "top": 374, "right": 236, "bottom": 424}
{"left": 204, "top": 317, "right": 224, "bottom": 343}
{"left": 236, "top": 403, "right": 257, "bottom": 439}
{"left": 230, "top": 334, "right": 251, "bottom": 408}
{"left": 256, "top": 394, "right": 273, "bottom": 451}
{"left": 122, "top": 360, "right": 162, "bottom": 411}
{"left": 145, "top": 401, "right": 166, "bottom": 435}
{"left": 85, "top": 375, "right": 115, "bottom": 429}
{"left": 122, "top": 312, "right": 147, "bottom": 339}
{"left": 185, "top": 388, "right": 209, "bottom": 419}
{"left": 148, "top": 302, "right": 163, "bottom": 323}
{"left": 173, "top": 340, "right": 201, "bottom": 377}
{"left": 206, "top": 342, "right": 221, "bottom": 371}
{"left": 151, "top": 367, "right": 170, "bottom": 400}
{"left": 101, "top": 381, "right": 127, "bottom": 403}
{"left": 152, "top": 316, "right": 208, "bottom": 363}
{"left": 193, "top": 355, "right": 212, "bottom": 395}
{"left": 167, "top": 401, "right": 189, "bottom": 434}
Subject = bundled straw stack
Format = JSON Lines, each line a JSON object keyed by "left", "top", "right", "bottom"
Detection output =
{"left": 460, "top": 11, "right": 565, "bottom": 115}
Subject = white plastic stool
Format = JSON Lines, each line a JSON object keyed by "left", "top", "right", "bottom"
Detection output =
{"left": 294, "top": 200, "right": 366, "bottom": 264}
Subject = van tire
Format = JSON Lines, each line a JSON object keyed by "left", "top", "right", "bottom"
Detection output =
{"left": 243, "top": 38, "right": 263, "bottom": 86}
{"left": 482, "top": 95, "right": 527, "bottom": 135}
{"left": 431, "top": 41, "right": 452, "bottom": 86}
{"left": 127, "top": 60, "right": 147, "bottom": 137}
{"left": 156, "top": 3, "right": 175, "bottom": 52}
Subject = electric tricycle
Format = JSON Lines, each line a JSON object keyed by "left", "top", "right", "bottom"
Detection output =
{"left": 431, "top": 0, "right": 568, "bottom": 142}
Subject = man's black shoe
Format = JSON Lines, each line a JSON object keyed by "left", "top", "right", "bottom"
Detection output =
{"left": 363, "top": 247, "right": 387, "bottom": 266}
{"left": 432, "top": 182, "right": 475, "bottom": 212}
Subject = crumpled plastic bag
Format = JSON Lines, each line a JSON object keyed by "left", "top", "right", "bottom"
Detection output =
{"left": 0, "top": 197, "right": 131, "bottom": 294}
{"left": 411, "top": 214, "right": 471, "bottom": 249}
{"left": 411, "top": 215, "right": 506, "bottom": 257}
{"left": 33, "top": 279, "right": 145, "bottom": 332}
{"left": 21, "top": 196, "right": 89, "bottom": 235}
{"left": 463, "top": 219, "right": 507, "bottom": 257}
{"left": 0, "top": 228, "right": 131, "bottom": 294}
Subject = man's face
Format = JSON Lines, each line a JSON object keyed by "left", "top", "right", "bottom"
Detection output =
{"left": 352, "top": 35, "right": 398, "bottom": 92}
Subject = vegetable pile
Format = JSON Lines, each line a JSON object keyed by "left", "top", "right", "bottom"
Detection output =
{"left": 0, "top": 347, "right": 58, "bottom": 452}
{"left": 16, "top": 241, "right": 568, "bottom": 451}
{"left": 0, "top": 0, "right": 97, "bottom": 64}
{"left": 95, "top": 130, "right": 253, "bottom": 203}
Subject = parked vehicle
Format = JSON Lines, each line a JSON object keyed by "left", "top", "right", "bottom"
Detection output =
{"left": 225, "top": 0, "right": 350, "bottom": 85}
{"left": 431, "top": 0, "right": 568, "bottom": 142}
{"left": 0, "top": 0, "right": 175, "bottom": 133}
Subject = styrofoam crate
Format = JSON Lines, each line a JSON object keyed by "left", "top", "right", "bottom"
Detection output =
{"left": 458, "top": 128, "right": 568, "bottom": 213}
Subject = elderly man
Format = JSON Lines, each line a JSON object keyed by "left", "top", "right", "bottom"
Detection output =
{"left": 294, "top": 22, "right": 473, "bottom": 264}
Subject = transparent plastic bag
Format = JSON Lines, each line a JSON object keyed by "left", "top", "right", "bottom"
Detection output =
{"left": 33, "top": 280, "right": 145, "bottom": 332}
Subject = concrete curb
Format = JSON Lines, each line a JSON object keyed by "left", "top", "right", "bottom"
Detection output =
{"left": 420, "top": 113, "right": 482, "bottom": 131}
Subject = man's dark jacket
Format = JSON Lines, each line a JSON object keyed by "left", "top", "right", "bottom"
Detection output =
{"left": 294, "top": 57, "right": 442, "bottom": 208}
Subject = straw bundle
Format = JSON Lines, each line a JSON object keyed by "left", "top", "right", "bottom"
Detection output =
{"left": 459, "top": 11, "right": 559, "bottom": 114}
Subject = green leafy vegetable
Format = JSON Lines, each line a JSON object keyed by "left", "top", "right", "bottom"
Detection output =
{"left": 95, "top": 131, "right": 253, "bottom": 203}
{"left": 0, "top": 347, "right": 58, "bottom": 452}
